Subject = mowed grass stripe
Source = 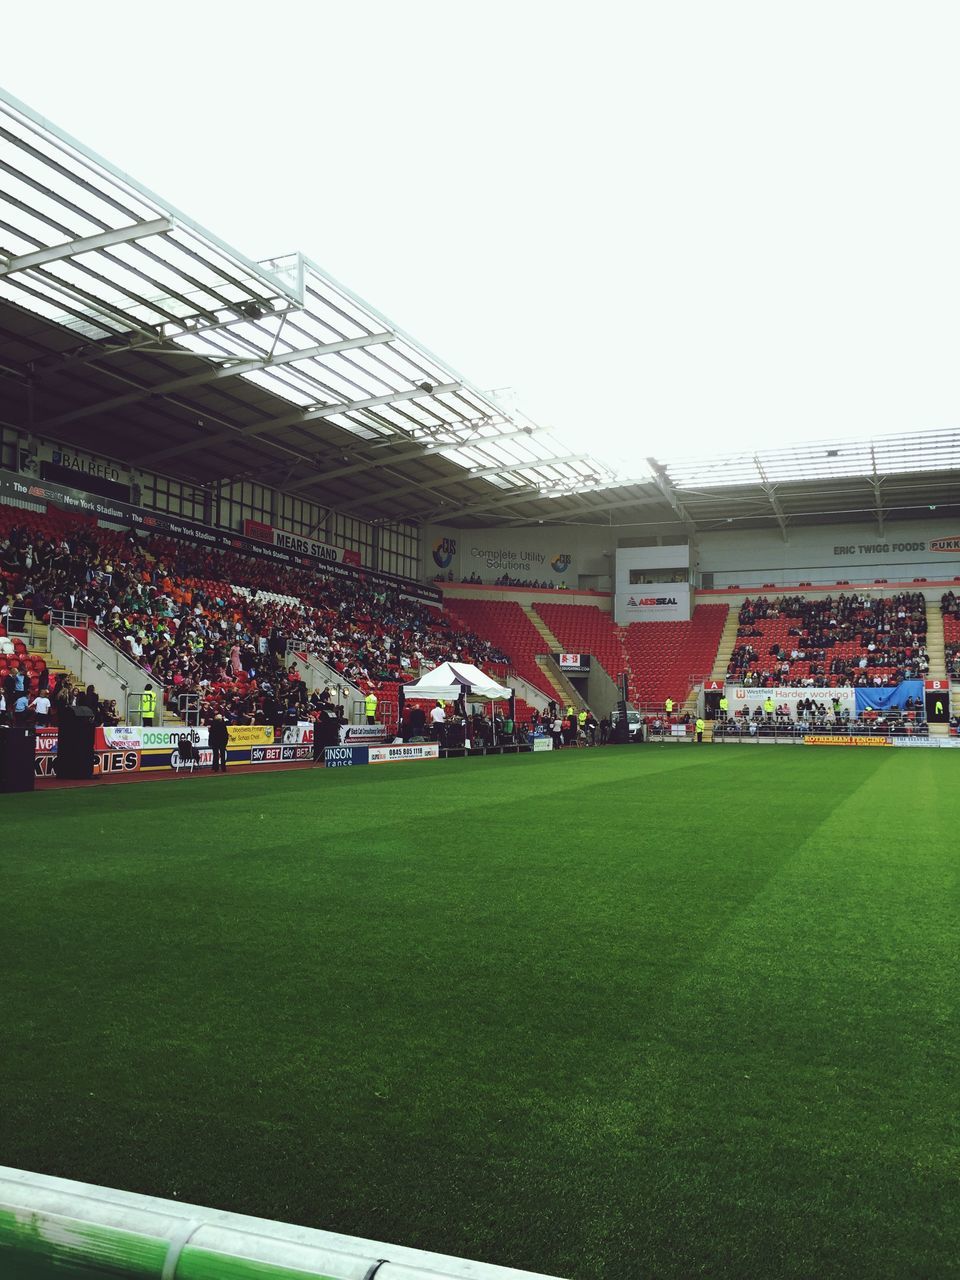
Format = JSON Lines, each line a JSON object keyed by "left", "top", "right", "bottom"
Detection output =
{"left": 584, "top": 750, "right": 960, "bottom": 1278}
{"left": 0, "top": 749, "right": 957, "bottom": 1279}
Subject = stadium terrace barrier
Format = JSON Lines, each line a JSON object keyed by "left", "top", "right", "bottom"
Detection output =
{"left": 287, "top": 644, "right": 362, "bottom": 713}
{"left": 0, "top": 1164, "right": 561, "bottom": 1280}
{"left": 42, "top": 612, "right": 171, "bottom": 725}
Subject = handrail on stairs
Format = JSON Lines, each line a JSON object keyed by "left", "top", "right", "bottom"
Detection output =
{"left": 46, "top": 610, "right": 174, "bottom": 725}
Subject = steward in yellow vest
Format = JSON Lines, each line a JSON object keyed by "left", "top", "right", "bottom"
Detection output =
{"left": 141, "top": 685, "right": 157, "bottom": 725}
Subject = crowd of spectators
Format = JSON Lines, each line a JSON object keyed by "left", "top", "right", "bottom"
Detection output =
{"left": 728, "top": 592, "right": 928, "bottom": 686}
{"left": 0, "top": 663, "right": 119, "bottom": 727}
{"left": 0, "top": 508, "right": 509, "bottom": 727}
{"left": 714, "top": 710, "right": 928, "bottom": 739}
{"left": 432, "top": 571, "right": 570, "bottom": 590}
{"left": 941, "top": 591, "right": 960, "bottom": 676}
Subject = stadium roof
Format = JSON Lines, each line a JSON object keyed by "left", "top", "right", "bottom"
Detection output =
{"left": 1, "top": 85, "right": 960, "bottom": 536}
{"left": 0, "top": 87, "right": 626, "bottom": 523}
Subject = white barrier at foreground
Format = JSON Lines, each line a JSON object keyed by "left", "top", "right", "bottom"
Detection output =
{"left": 0, "top": 1165, "right": 563, "bottom": 1280}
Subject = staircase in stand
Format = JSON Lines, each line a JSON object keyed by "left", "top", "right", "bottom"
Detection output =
{"left": 679, "top": 685, "right": 701, "bottom": 720}
{"left": 534, "top": 655, "right": 588, "bottom": 713}
{"left": 709, "top": 605, "right": 740, "bottom": 683}
{"left": 30, "top": 618, "right": 186, "bottom": 725}
{"left": 925, "top": 601, "right": 947, "bottom": 681}
{"left": 22, "top": 621, "right": 77, "bottom": 697}
{"left": 523, "top": 606, "right": 589, "bottom": 712}
{"left": 524, "top": 605, "right": 562, "bottom": 652}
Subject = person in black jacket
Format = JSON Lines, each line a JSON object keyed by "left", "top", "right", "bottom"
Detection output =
{"left": 407, "top": 704, "right": 427, "bottom": 739}
{"left": 208, "top": 715, "right": 229, "bottom": 772}
{"left": 312, "top": 708, "right": 340, "bottom": 765}
{"left": 81, "top": 684, "right": 100, "bottom": 722}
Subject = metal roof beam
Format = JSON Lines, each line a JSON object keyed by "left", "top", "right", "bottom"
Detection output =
{"left": 870, "top": 445, "right": 885, "bottom": 536}
{"left": 38, "top": 331, "right": 395, "bottom": 429}
{"left": 28, "top": 300, "right": 299, "bottom": 372}
{"left": 871, "top": 478, "right": 886, "bottom": 536}
{"left": 499, "top": 487, "right": 687, "bottom": 525}
{"left": 135, "top": 382, "right": 462, "bottom": 468}
{"left": 227, "top": 426, "right": 551, "bottom": 497}
{"left": 0, "top": 217, "right": 174, "bottom": 277}
{"left": 461, "top": 453, "right": 588, "bottom": 482}
{"left": 754, "top": 456, "right": 789, "bottom": 542}
{"left": 417, "top": 488, "right": 546, "bottom": 522}
{"left": 277, "top": 420, "right": 537, "bottom": 496}
{"left": 647, "top": 458, "right": 698, "bottom": 535}
{"left": 417, "top": 476, "right": 617, "bottom": 523}
{"left": 278, "top": 425, "right": 550, "bottom": 498}
{"left": 332, "top": 453, "right": 592, "bottom": 513}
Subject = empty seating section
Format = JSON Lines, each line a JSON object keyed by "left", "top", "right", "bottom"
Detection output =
{"left": 535, "top": 600, "right": 727, "bottom": 708}
{"left": 729, "top": 593, "right": 928, "bottom": 687}
{"left": 623, "top": 605, "right": 728, "bottom": 707}
{"left": 454, "top": 598, "right": 729, "bottom": 710}
{"left": 534, "top": 603, "right": 625, "bottom": 683}
{"left": 444, "top": 598, "right": 553, "bottom": 699}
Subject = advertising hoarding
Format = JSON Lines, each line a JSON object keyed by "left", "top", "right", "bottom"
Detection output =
{"left": 367, "top": 743, "right": 439, "bottom": 763}
{"left": 557, "top": 653, "right": 591, "bottom": 673}
{"left": 728, "top": 687, "right": 857, "bottom": 718}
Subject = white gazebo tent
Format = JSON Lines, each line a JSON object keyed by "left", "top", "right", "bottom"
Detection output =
{"left": 402, "top": 662, "right": 513, "bottom": 746}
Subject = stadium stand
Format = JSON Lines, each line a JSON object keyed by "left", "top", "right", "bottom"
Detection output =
{"left": 622, "top": 604, "right": 729, "bottom": 708}
{"left": 442, "top": 597, "right": 554, "bottom": 698}
{"left": 532, "top": 599, "right": 728, "bottom": 710}
{"left": 534, "top": 602, "right": 626, "bottom": 684}
{"left": 0, "top": 640, "right": 48, "bottom": 696}
{"left": 727, "top": 593, "right": 929, "bottom": 687}
{"left": 0, "top": 504, "right": 508, "bottom": 726}
{"left": 941, "top": 591, "right": 960, "bottom": 676}
{"left": 714, "top": 712, "right": 928, "bottom": 739}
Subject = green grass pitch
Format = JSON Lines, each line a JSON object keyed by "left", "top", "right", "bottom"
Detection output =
{"left": 1, "top": 746, "right": 958, "bottom": 1279}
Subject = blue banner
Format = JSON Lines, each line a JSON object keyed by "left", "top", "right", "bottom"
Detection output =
{"left": 854, "top": 680, "right": 924, "bottom": 714}
{"left": 324, "top": 745, "right": 369, "bottom": 768}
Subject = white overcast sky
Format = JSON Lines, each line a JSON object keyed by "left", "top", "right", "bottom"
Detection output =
{"left": 3, "top": 2, "right": 959, "bottom": 479}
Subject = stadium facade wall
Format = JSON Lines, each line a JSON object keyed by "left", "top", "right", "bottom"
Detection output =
{"left": 424, "top": 523, "right": 615, "bottom": 589}
{"left": 695, "top": 519, "right": 960, "bottom": 587}
{"left": 615, "top": 546, "right": 692, "bottom": 621}
{"left": 434, "top": 517, "right": 960, "bottom": 594}
{"left": 11, "top": 424, "right": 958, "bottom": 596}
